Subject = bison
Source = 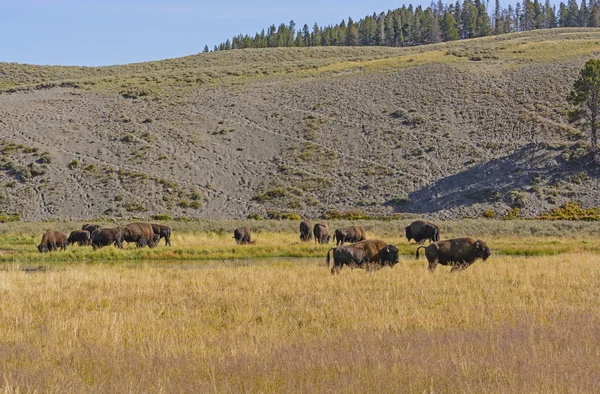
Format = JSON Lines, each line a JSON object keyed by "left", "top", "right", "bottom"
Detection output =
{"left": 37, "top": 231, "right": 68, "bottom": 253}
{"left": 313, "top": 222, "right": 330, "bottom": 244}
{"left": 67, "top": 230, "right": 91, "bottom": 246}
{"left": 151, "top": 224, "right": 172, "bottom": 246}
{"left": 405, "top": 220, "right": 440, "bottom": 244}
{"left": 299, "top": 219, "right": 313, "bottom": 242}
{"left": 416, "top": 237, "right": 491, "bottom": 272}
{"left": 234, "top": 226, "right": 251, "bottom": 244}
{"left": 122, "top": 222, "right": 157, "bottom": 248}
{"left": 333, "top": 226, "right": 366, "bottom": 245}
{"left": 327, "top": 239, "right": 399, "bottom": 275}
{"left": 82, "top": 223, "right": 101, "bottom": 234}
{"left": 91, "top": 227, "right": 124, "bottom": 250}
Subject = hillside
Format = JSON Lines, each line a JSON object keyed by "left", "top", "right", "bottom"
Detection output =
{"left": 1, "top": 28, "right": 600, "bottom": 221}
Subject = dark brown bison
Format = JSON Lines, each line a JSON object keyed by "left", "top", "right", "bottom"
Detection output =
{"left": 82, "top": 223, "right": 101, "bottom": 234}
{"left": 333, "top": 226, "right": 366, "bottom": 245}
{"left": 151, "top": 224, "right": 172, "bottom": 246}
{"left": 234, "top": 226, "right": 251, "bottom": 244}
{"left": 91, "top": 227, "right": 124, "bottom": 250}
{"left": 416, "top": 237, "right": 491, "bottom": 272}
{"left": 326, "top": 239, "right": 400, "bottom": 275}
{"left": 299, "top": 219, "right": 313, "bottom": 242}
{"left": 313, "top": 222, "right": 330, "bottom": 244}
{"left": 405, "top": 220, "right": 440, "bottom": 244}
{"left": 67, "top": 230, "right": 91, "bottom": 246}
{"left": 37, "top": 231, "right": 68, "bottom": 253}
{"left": 122, "top": 222, "right": 157, "bottom": 248}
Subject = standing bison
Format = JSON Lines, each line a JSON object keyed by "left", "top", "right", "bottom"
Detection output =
{"left": 91, "top": 227, "right": 124, "bottom": 250}
{"left": 333, "top": 226, "right": 366, "bottom": 245}
{"left": 234, "top": 226, "right": 251, "bottom": 244}
{"left": 313, "top": 222, "right": 330, "bottom": 244}
{"left": 82, "top": 224, "right": 101, "bottom": 234}
{"left": 299, "top": 219, "right": 313, "bottom": 242}
{"left": 151, "top": 224, "right": 172, "bottom": 246}
{"left": 122, "top": 222, "right": 157, "bottom": 248}
{"left": 405, "top": 220, "right": 440, "bottom": 244}
{"left": 327, "top": 239, "right": 399, "bottom": 275}
{"left": 37, "top": 231, "right": 68, "bottom": 253}
{"left": 416, "top": 237, "right": 491, "bottom": 272}
{"left": 67, "top": 230, "right": 91, "bottom": 246}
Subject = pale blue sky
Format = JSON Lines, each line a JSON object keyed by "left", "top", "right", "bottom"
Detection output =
{"left": 1, "top": 0, "right": 552, "bottom": 66}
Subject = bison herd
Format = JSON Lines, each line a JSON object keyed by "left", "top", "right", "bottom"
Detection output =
{"left": 37, "top": 222, "right": 172, "bottom": 252}
{"left": 38, "top": 219, "right": 491, "bottom": 274}
{"left": 295, "top": 219, "right": 490, "bottom": 275}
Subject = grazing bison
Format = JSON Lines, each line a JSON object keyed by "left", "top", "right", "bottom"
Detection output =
{"left": 122, "top": 222, "right": 157, "bottom": 248}
{"left": 67, "top": 230, "right": 91, "bottom": 246}
{"left": 91, "top": 227, "right": 124, "bottom": 250}
{"left": 327, "top": 239, "right": 399, "bottom": 275}
{"left": 333, "top": 226, "right": 366, "bottom": 245}
{"left": 234, "top": 226, "right": 251, "bottom": 244}
{"left": 416, "top": 237, "right": 491, "bottom": 272}
{"left": 405, "top": 220, "right": 440, "bottom": 244}
{"left": 82, "top": 223, "right": 101, "bottom": 234}
{"left": 299, "top": 219, "right": 313, "bottom": 242}
{"left": 37, "top": 231, "right": 68, "bottom": 253}
{"left": 151, "top": 224, "right": 172, "bottom": 246}
{"left": 313, "top": 222, "right": 330, "bottom": 244}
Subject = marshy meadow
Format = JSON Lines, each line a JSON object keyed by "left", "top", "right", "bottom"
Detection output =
{"left": 0, "top": 219, "right": 598, "bottom": 392}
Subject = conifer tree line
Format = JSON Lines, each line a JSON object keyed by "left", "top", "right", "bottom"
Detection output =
{"left": 207, "top": 0, "right": 600, "bottom": 52}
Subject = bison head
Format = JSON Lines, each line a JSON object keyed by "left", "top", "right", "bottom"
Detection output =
{"left": 37, "top": 244, "right": 48, "bottom": 253}
{"left": 383, "top": 245, "right": 400, "bottom": 266}
{"left": 405, "top": 226, "right": 412, "bottom": 242}
{"left": 475, "top": 240, "right": 492, "bottom": 261}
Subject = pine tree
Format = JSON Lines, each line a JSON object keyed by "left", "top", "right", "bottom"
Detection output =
{"left": 568, "top": 59, "right": 600, "bottom": 163}
{"left": 590, "top": 1, "right": 600, "bottom": 26}
{"left": 579, "top": 0, "right": 589, "bottom": 26}
{"left": 347, "top": 18, "right": 360, "bottom": 46}
{"left": 312, "top": 23, "right": 322, "bottom": 46}
{"left": 495, "top": 0, "right": 503, "bottom": 33}
{"left": 441, "top": 12, "right": 459, "bottom": 40}
{"left": 302, "top": 24, "right": 311, "bottom": 46}
{"left": 203, "top": 45, "right": 209, "bottom": 53}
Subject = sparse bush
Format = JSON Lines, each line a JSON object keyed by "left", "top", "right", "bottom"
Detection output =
{"left": 503, "top": 208, "right": 521, "bottom": 220}
{"left": 152, "top": 214, "right": 172, "bottom": 221}
{"left": 124, "top": 201, "right": 147, "bottom": 212}
{"left": 483, "top": 210, "right": 496, "bottom": 219}
{"left": 266, "top": 210, "right": 302, "bottom": 220}
{"left": 538, "top": 202, "right": 600, "bottom": 221}
{"left": 68, "top": 160, "right": 79, "bottom": 169}
{"left": 121, "top": 134, "right": 135, "bottom": 143}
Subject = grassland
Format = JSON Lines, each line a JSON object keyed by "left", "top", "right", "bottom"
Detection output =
{"left": 0, "top": 252, "right": 598, "bottom": 392}
{"left": 1, "top": 219, "right": 599, "bottom": 392}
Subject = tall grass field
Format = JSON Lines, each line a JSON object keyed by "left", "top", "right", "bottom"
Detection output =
{"left": 0, "top": 220, "right": 598, "bottom": 392}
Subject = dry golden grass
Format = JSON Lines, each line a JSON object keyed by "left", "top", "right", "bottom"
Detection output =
{"left": 0, "top": 252, "right": 598, "bottom": 393}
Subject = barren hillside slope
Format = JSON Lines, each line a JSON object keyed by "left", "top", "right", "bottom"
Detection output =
{"left": 1, "top": 29, "right": 599, "bottom": 220}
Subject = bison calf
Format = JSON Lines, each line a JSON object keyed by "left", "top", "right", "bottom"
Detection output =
{"left": 327, "top": 239, "right": 399, "bottom": 275}
{"left": 151, "top": 224, "right": 172, "bottom": 246}
{"left": 416, "top": 237, "right": 491, "bottom": 272}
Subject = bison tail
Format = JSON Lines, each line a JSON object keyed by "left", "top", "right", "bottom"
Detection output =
{"left": 434, "top": 228, "right": 440, "bottom": 242}
{"left": 415, "top": 246, "right": 426, "bottom": 260}
{"left": 326, "top": 248, "right": 334, "bottom": 269}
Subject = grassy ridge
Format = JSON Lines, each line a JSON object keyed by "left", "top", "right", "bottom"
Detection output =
{"left": 2, "top": 29, "right": 600, "bottom": 92}
{"left": 0, "top": 253, "right": 598, "bottom": 392}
